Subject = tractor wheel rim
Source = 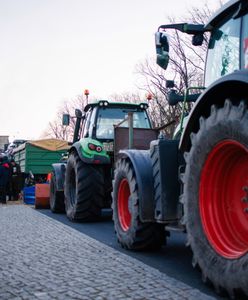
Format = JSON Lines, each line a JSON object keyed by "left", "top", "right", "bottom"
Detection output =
{"left": 117, "top": 178, "right": 131, "bottom": 231}
{"left": 200, "top": 140, "right": 248, "bottom": 259}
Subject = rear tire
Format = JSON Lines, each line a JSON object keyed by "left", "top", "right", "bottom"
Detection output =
{"left": 49, "top": 172, "right": 65, "bottom": 213}
{"left": 64, "top": 152, "right": 105, "bottom": 221}
{"left": 183, "top": 100, "right": 248, "bottom": 298}
{"left": 112, "top": 158, "right": 165, "bottom": 250}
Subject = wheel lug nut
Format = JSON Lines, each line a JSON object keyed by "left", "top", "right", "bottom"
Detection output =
{"left": 241, "top": 197, "right": 248, "bottom": 203}
{"left": 242, "top": 186, "right": 248, "bottom": 192}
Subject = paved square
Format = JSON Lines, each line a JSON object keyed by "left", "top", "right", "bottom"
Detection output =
{"left": 0, "top": 205, "right": 216, "bottom": 299}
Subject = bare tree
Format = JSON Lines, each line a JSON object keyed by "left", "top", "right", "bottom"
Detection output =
{"left": 135, "top": 58, "right": 181, "bottom": 136}
{"left": 108, "top": 91, "right": 144, "bottom": 104}
{"left": 42, "top": 94, "right": 88, "bottom": 142}
{"left": 135, "top": 2, "right": 221, "bottom": 136}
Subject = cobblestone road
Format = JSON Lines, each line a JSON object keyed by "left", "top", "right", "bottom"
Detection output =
{"left": 0, "top": 205, "right": 216, "bottom": 300}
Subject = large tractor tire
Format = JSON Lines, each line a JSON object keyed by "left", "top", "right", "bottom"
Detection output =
{"left": 183, "top": 100, "right": 248, "bottom": 298}
{"left": 49, "top": 172, "right": 65, "bottom": 213}
{"left": 64, "top": 152, "right": 105, "bottom": 221}
{"left": 112, "top": 158, "right": 165, "bottom": 250}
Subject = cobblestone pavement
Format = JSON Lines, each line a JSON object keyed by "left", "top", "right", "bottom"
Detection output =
{"left": 0, "top": 205, "right": 216, "bottom": 300}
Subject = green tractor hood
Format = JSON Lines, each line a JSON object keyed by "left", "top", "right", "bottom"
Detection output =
{"left": 71, "top": 138, "right": 110, "bottom": 165}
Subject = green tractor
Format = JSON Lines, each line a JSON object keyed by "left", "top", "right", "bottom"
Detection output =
{"left": 112, "top": 0, "right": 248, "bottom": 297}
{"left": 49, "top": 100, "right": 157, "bottom": 221}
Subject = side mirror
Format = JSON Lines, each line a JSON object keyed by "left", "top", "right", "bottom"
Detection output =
{"left": 62, "top": 114, "right": 70, "bottom": 126}
{"left": 192, "top": 33, "right": 204, "bottom": 46}
{"left": 75, "top": 109, "right": 82, "bottom": 118}
{"left": 155, "top": 31, "right": 169, "bottom": 70}
{"left": 166, "top": 80, "right": 175, "bottom": 88}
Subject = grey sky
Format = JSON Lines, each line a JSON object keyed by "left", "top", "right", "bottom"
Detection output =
{"left": 0, "top": 0, "right": 222, "bottom": 140}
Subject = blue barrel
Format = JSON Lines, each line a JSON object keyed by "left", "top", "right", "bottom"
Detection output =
{"left": 23, "top": 186, "right": 35, "bottom": 205}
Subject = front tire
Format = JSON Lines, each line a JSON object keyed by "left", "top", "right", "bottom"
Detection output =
{"left": 49, "top": 172, "right": 65, "bottom": 213}
{"left": 64, "top": 152, "right": 105, "bottom": 221}
{"left": 183, "top": 100, "right": 248, "bottom": 298}
{"left": 112, "top": 158, "right": 165, "bottom": 250}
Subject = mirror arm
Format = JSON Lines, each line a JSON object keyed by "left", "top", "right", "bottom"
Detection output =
{"left": 158, "top": 23, "right": 205, "bottom": 35}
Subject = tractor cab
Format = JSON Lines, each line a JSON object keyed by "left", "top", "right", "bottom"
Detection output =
{"left": 204, "top": 0, "right": 248, "bottom": 85}
{"left": 82, "top": 100, "right": 151, "bottom": 142}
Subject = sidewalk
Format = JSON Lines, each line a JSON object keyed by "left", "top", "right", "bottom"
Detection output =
{"left": 0, "top": 205, "right": 216, "bottom": 300}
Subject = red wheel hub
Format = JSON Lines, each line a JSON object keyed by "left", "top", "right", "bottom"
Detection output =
{"left": 117, "top": 178, "right": 131, "bottom": 231}
{"left": 200, "top": 140, "right": 248, "bottom": 259}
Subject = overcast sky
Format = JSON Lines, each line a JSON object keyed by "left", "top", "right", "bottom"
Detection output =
{"left": 0, "top": 0, "right": 223, "bottom": 141}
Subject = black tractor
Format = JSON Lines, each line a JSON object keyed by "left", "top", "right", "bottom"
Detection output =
{"left": 112, "top": 0, "right": 248, "bottom": 297}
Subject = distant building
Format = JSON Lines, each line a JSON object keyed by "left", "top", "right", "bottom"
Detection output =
{"left": 0, "top": 135, "right": 9, "bottom": 152}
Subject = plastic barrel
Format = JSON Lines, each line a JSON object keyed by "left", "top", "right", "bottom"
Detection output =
{"left": 35, "top": 183, "right": 50, "bottom": 209}
{"left": 23, "top": 186, "right": 35, "bottom": 205}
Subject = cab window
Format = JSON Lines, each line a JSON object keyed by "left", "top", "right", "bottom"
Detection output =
{"left": 241, "top": 13, "right": 248, "bottom": 69}
{"left": 205, "top": 17, "right": 241, "bottom": 86}
{"left": 82, "top": 109, "right": 93, "bottom": 138}
{"left": 96, "top": 107, "right": 150, "bottom": 140}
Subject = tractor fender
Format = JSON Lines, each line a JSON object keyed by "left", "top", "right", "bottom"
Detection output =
{"left": 51, "top": 163, "right": 66, "bottom": 191}
{"left": 70, "top": 141, "right": 110, "bottom": 164}
{"left": 180, "top": 69, "right": 248, "bottom": 152}
{"left": 118, "top": 149, "right": 155, "bottom": 222}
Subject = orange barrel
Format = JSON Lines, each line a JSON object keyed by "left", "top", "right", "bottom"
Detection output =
{"left": 35, "top": 183, "right": 50, "bottom": 209}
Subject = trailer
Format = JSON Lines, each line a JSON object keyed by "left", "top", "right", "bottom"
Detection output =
{"left": 13, "top": 138, "right": 69, "bottom": 179}
{"left": 13, "top": 139, "right": 69, "bottom": 207}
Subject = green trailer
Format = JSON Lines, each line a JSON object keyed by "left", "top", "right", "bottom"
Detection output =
{"left": 13, "top": 139, "right": 69, "bottom": 183}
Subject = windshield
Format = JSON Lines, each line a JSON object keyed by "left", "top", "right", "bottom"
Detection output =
{"left": 96, "top": 107, "right": 150, "bottom": 139}
{"left": 205, "top": 17, "right": 240, "bottom": 86}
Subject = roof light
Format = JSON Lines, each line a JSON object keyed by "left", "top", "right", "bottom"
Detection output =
{"left": 99, "top": 100, "right": 109, "bottom": 107}
{"left": 139, "top": 103, "right": 148, "bottom": 109}
{"left": 147, "top": 93, "right": 153, "bottom": 100}
{"left": 84, "top": 89, "right": 90, "bottom": 96}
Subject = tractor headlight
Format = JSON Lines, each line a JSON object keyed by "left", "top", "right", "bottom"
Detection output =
{"left": 88, "top": 143, "right": 103, "bottom": 153}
